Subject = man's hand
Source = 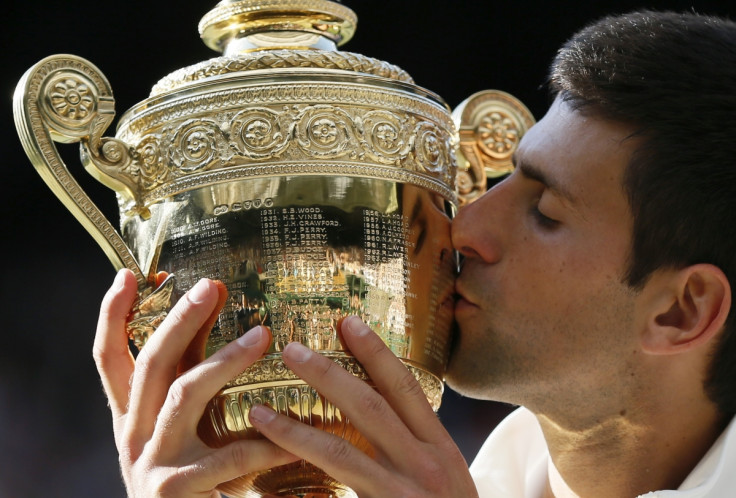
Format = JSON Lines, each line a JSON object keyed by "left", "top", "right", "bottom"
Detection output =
{"left": 249, "top": 315, "right": 479, "bottom": 498}
{"left": 93, "top": 269, "right": 298, "bottom": 497}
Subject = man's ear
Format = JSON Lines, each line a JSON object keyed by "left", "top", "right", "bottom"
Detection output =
{"left": 641, "top": 264, "right": 731, "bottom": 355}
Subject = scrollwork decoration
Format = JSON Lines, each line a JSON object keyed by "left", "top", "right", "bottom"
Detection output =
{"left": 296, "top": 105, "right": 358, "bottom": 159}
{"left": 453, "top": 89, "right": 536, "bottom": 205}
{"left": 360, "top": 110, "right": 412, "bottom": 164}
{"left": 230, "top": 107, "right": 291, "bottom": 159}
{"left": 116, "top": 99, "right": 455, "bottom": 201}
{"left": 413, "top": 121, "right": 454, "bottom": 187}
{"left": 133, "top": 134, "right": 168, "bottom": 190}
{"left": 169, "top": 118, "right": 229, "bottom": 173}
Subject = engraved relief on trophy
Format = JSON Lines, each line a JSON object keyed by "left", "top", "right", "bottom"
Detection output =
{"left": 13, "top": 0, "right": 533, "bottom": 495}
{"left": 47, "top": 75, "right": 95, "bottom": 124}
{"left": 453, "top": 89, "right": 536, "bottom": 205}
{"left": 231, "top": 107, "right": 290, "bottom": 159}
{"left": 117, "top": 94, "right": 456, "bottom": 206}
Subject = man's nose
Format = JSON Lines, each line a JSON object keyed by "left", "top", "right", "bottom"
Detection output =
{"left": 451, "top": 181, "right": 509, "bottom": 264}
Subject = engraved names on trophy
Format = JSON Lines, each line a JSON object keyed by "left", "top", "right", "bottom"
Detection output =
{"left": 260, "top": 206, "right": 349, "bottom": 351}
{"left": 154, "top": 191, "right": 437, "bottom": 361}
{"left": 165, "top": 216, "right": 240, "bottom": 350}
{"left": 247, "top": 203, "right": 417, "bottom": 357}
{"left": 169, "top": 217, "right": 230, "bottom": 258}
{"left": 363, "top": 209, "right": 411, "bottom": 357}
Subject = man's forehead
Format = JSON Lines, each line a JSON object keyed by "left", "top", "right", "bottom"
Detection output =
{"left": 514, "top": 99, "right": 636, "bottom": 210}
{"left": 512, "top": 152, "right": 581, "bottom": 207}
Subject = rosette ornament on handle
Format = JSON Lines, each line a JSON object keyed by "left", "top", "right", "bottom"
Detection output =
{"left": 453, "top": 89, "right": 536, "bottom": 205}
{"left": 13, "top": 55, "right": 174, "bottom": 342}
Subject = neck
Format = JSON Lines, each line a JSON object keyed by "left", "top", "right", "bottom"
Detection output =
{"left": 536, "top": 398, "right": 726, "bottom": 498}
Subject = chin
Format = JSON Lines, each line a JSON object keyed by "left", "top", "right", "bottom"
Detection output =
{"left": 444, "top": 371, "right": 490, "bottom": 400}
{"left": 444, "top": 324, "right": 463, "bottom": 380}
{"left": 443, "top": 344, "right": 506, "bottom": 401}
{"left": 444, "top": 351, "right": 474, "bottom": 393}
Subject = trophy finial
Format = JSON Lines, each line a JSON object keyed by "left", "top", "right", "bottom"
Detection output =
{"left": 199, "top": 0, "right": 358, "bottom": 55}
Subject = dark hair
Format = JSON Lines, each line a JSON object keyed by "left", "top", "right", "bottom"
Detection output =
{"left": 549, "top": 10, "right": 736, "bottom": 414}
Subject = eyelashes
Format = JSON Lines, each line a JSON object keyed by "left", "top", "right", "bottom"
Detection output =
{"left": 531, "top": 204, "right": 560, "bottom": 229}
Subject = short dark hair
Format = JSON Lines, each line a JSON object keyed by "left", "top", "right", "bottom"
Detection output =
{"left": 548, "top": 10, "right": 736, "bottom": 414}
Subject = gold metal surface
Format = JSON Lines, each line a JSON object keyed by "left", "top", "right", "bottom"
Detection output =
{"left": 150, "top": 50, "right": 414, "bottom": 95}
{"left": 453, "top": 89, "right": 536, "bottom": 205}
{"left": 199, "top": 0, "right": 358, "bottom": 53}
{"left": 13, "top": 55, "right": 152, "bottom": 291}
{"left": 14, "top": 1, "right": 531, "bottom": 496}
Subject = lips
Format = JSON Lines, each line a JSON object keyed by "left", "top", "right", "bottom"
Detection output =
{"left": 453, "top": 280, "right": 471, "bottom": 304}
{"left": 454, "top": 280, "right": 479, "bottom": 312}
{"left": 454, "top": 296, "right": 476, "bottom": 314}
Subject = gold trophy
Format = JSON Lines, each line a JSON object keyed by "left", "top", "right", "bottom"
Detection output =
{"left": 14, "top": 1, "right": 533, "bottom": 496}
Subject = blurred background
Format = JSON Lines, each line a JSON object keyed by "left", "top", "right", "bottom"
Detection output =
{"left": 2, "top": 0, "right": 733, "bottom": 495}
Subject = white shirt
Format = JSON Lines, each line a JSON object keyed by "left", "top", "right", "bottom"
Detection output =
{"left": 470, "top": 407, "right": 736, "bottom": 497}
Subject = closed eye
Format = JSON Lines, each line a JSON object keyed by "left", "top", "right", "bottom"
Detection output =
{"left": 531, "top": 204, "right": 560, "bottom": 229}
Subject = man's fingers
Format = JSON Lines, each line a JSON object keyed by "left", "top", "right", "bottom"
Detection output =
{"left": 338, "top": 316, "right": 448, "bottom": 443}
{"left": 152, "top": 325, "right": 273, "bottom": 446}
{"left": 249, "top": 405, "right": 393, "bottom": 496}
{"left": 125, "top": 278, "right": 222, "bottom": 446}
{"left": 193, "top": 439, "right": 300, "bottom": 493}
{"left": 279, "top": 341, "right": 427, "bottom": 474}
{"left": 283, "top": 316, "right": 447, "bottom": 447}
{"left": 178, "top": 280, "right": 229, "bottom": 374}
{"left": 93, "top": 268, "right": 138, "bottom": 419}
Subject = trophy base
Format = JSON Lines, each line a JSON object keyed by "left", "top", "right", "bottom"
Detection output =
{"left": 199, "top": 354, "right": 442, "bottom": 497}
{"left": 218, "top": 460, "right": 356, "bottom": 497}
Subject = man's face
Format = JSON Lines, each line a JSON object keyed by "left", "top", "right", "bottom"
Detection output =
{"left": 446, "top": 97, "right": 644, "bottom": 414}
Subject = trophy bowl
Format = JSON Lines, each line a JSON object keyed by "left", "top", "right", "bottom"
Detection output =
{"left": 14, "top": 0, "right": 535, "bottom": 495}
{"left": 15, "top": 1, "right": 456, "bottom": 496}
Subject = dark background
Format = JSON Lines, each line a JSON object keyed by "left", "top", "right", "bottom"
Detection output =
{"left": 2, "top": 1, "right": 733, "bottom": 496}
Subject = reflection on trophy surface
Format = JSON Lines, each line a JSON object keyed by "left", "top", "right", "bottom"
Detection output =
{"left": 14, "top": 0, "right": 532, "bottom": 496}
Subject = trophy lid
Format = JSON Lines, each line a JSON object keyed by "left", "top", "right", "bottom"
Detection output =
{"left": 102, "top": 0, "right": 458, "bottom": 214}
{"left": 150, "top": 0, "right": 414, "bottom": 96}
{"left": 200, "top": 0, "right": 357, "bottom": 53}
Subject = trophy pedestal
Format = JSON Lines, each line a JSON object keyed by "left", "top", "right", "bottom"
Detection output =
{"left": 220, "top": 461, "right": 357, "bottom": 497}
{"left": 199, "top": 354, "right": 441, "bottom": 497}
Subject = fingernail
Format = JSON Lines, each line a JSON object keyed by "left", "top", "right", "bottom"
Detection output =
{"left": 111, "top": 269, "right": 127, "bottom": 291}
{"left": 187, "top": 279, "right": 210, "bottom": 303}
{"left": 284, "top": 342, "right": 312, "bottom": 363}
{"left": 344, "top": 315, "right": 370, "bottom": 336}
{"left": 250, "top": 404, "right": 277, "bottom": 424}
{"left": 238, "top": 326, "right": 263, "bottom": 348}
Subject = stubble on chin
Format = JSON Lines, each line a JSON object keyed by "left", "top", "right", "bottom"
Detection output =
{"left": 444, "top": 323, "right": 510, "bottom": 401}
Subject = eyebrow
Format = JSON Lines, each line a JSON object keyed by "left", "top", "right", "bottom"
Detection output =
{"left": 513, "top": 153, "right": 580, "bottom": 206}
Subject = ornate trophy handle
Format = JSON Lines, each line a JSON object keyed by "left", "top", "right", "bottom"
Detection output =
{"left": 452, "top": 90, "right": 536, "bottom": 205}
{"left": 13, "top": 54, "right": 175, "bottom": 345}
{"left": 13, "top": 54, "right": 150, "bottom": 290}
